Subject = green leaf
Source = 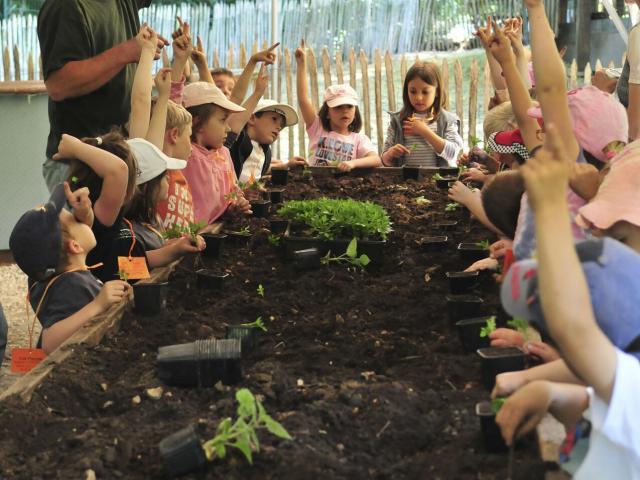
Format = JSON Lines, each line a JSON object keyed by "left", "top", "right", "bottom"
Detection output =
{"left": 491, "top": 397, "right": 506, "bottom": 414}
{"left": 236, "top": 389, "right": 255, "bottom": 417}
{"left": 215, "top": 443, "right": 227, "bottom": 459}
{"left": 346, "top": 238, "right": 358, "bottom": 258}
{"left": 507, "top": 318, "right": 530, "bottom": 340}
{"left": 358, "top": 254, "right": 371, "bottom": 267}
{"left": 232, "top": 437, "right": 254, "bottom": 464}
{"left": 71, "top": 176, "right": 79, "bottom": 184}
{"left": 263, "top": 417, "right": 293, "bottom": 440}
{"left": 416, "top": 196, "right": 430, "bottom": 205}
{"left": 479, "top": 316, "right": 497, "bottom": 338}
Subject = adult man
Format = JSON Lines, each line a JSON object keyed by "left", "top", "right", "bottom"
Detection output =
{"left": 38, "top": 0, "right": 165, "bottom": 192}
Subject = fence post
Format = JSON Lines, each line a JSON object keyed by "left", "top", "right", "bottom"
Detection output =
{"left": 441, "top": 58, "right": 449, "bottom": 110}
{"left": 468, "top": 58, "right": 479, "bottom": 144}
{"left": 239, "top": 43, "right": 247, "bottom": 68}
{"left": 349, "top": 48, "right": 356, "bottom": 89}
{"left": 570, "top": 58, "right": 578, "bottom": 89}
{"left": 384, "top": 50, "right": 396, "bottom": 113}
{"left": 213, "top": 49, "right": 220, "bottom": 69}
{"left": 38, "top": 54, "right": 43, "bottom": 81}
{"left": 483, "top": 57, "right": 491, "bottom": 115}
{"left": 13, "top": 45, "right": 20, "bottom": 81}
{"left": 583, "top": 61, "right": 592, "bottom": 86}
{"left": 595, "top": 58, "right": 602, "bottom": 72}
{"left": 307, "top": 46, "right": 320, "bottom": 110}
{"left": 374, "top": 49, "right": 384, "bottom": 154}
{"left": 284, "top": 47, "right": 295, "bottom": 160}
{"left": 360, "top": 49, "right": 371, "bottom": 139}
{"left": 27, "top": 51, "right": 34, "bottom": 81}
{"left": 2, "top": 47, "right": 9, "bottom": 82}
{"left": 251, "top": 42, "right": 258, "bottom": 58}
{"left": 321, "top": 47, "right": 332, "bottom": 89}
{"left": 335, "top": 51, "right": 344, "bottom": 85}
{"left": 454, "top": 59, "right": 463, "bottom": 136}
{"left": 400, "top": 54, "right": 407, "bottom": 85}
{"left": 228, "top": 44, "right": 235, "bottom": 69}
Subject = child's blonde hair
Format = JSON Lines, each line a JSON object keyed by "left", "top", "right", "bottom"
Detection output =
{"left": 165, "top": 99, "right": 192, "bottom": 134}
{"left": 483, "top": 101, "right": 517, "bottom": 140}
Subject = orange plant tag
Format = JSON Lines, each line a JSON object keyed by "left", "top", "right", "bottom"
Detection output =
{"left": 117, "top": 256, "right": 150, "bottom": 280}
{"left": 11, "top": 347, "right": 46, "bottom": 373}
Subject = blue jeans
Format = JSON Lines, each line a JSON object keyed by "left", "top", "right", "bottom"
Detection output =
{"left": 0, "top": 303, "right": 7, "bottom": 366}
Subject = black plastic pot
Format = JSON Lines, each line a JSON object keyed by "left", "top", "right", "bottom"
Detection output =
{"left": 438, "top": 166, "right": 459, "bottom": 177}
{"left": 292, "top": 247, "right": 322, "bottom": 270}
{"left": 327, "top": 238, "right": 386, "bottom": 264}
{"left": 436, "top": 176, "right": 457, "bottom": 190}
{"left": 458, "top": 243, "right": 489, "bottom": 263}
{"left": 226, "top": 325, "right": 259, "bottom": 352}
{"left": 196, "top": 269, "right": 229, "bottom": 290}
{"left": 433, "top": 220, "right": 458, "bottom": 232}
{"left": 446, "top": 294, "right": 484, "bottom": 324}
{"left": 251, "top": 200, "right": 271, "bottom": 218}
{"left": 271, "top": 168, "right": 289, "bottom": 185}
{"left": 476, "top": 402, "right": 509, "bottom": 453}
{"left": 455, "top": 316, "right": 492, "bottom": 353}
{"left": 402, "top": 166, "right": 420, "bottom": 180}
{"left": 224, "top": 231, "right": 251, "bottom": 246}
{"left": 269, "top": 219, "right": 289, "bottom": 235}
{"left": 201, "top": 233, "right": 226, "bottom": 259}
{"left": 159, "top": 425, "right": 207, "bottom": 477}
{"left": 157, "top": 338, "right": 242, "bottom": 387}
{"left": 421, "top": 235, "right": 448, "bottom": 252}
{"left": 446, "top": 271, "right": 479, "bottom": 294}
{"left": 269, "top": 188, "right": 285, "bottom": 204}
{"left": 283, "top": 236, "right": 324, "bottom": 260}
{"left": 133, "top": 282, "right": 168, "bottom": 316}
{"left": 477, "top": 347, "right": 527, "bottom": 390}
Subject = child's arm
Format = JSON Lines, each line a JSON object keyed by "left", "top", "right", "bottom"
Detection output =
{"left": 337, "top": 152, "right": 382, "bottom": 172}
{"left": 146, "top": 68, "right": 171, "bottom": 149}
{"left": 381, "top": 123, "right": 410, "bottom": 166}
{"left": 448, "top": 181, "right": 505, "bottom": 236}
{"left": 489, "top": 25, "right": 540, "bottom": 149}
{"left": 191, "top": 34, "right": 214, "bottom": 84}
{"left": 41, "top": 280, "right": 129, "bottom": 354}
{"left": 146, "top": 235, "right": 204, "bottom": 268}
{"left": 53, "top": 134, "right": 128, "bottom": 227}
{"left": 628, "top": 85, "right": 640, "bottom": 140}
{"left": 230, "top": 42, "right": 278, "bottom": 105}
{"left": 401, "top": 116, "right": 462, "bottom": 166}
{"left": 475, "top": 16, "right": 508, "bottom": 92}
{"left": 295, "top": 40, "right": 317, "bottom": 128}
{"left": 170, "top": 24, "right": 193, "bottom": 83}
{"left": 496, "top": 380, "right": 589, "bottom": 446}
{"left": 505, "top": 17, "right": 532, "bottom": 90}
{"left": 228, "top": 64, "right": 269, "bottom": 134}
{"left": 526, "top": 1, "right": 579, "bottom": 161}
{"left": 522, "top": 122, "right": 618, "bottom": 402}
{"left": 129, "top": 25, "right": 158, "bottom": 140}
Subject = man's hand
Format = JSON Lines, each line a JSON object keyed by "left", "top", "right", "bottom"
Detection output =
{"left": 251, "top": 42, "right": 279, "bottom": 65}
{"left": 63, "top": 181, "right": 93, "bottom": 226}
{"left": 52, "top": 134, "right": 84, "bottom": 161}
{"left": 95, "top": 280, "right": 130, "bottom": 311}
{"left": 154, "top": 67, "right": 172, "bottom": 97}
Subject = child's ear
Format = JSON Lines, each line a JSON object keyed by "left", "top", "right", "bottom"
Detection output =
{"left": 247, "top": 114, "right": 257, "bottom": 127}
{"left": 67, "top": 238, "right": 84, "bottom": 255}
{"left": 167, "top": 127, "right": 179, "bottom": 145}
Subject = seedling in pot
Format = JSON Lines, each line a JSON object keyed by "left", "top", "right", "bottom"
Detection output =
{"left": 432, "top": 173, "right": 445, "bottom": 181}
{"left": 250, "top": 199, "right": 271, "bottom": 218}
{"left": 256, "top": 284, "right": 265, "bottom": 297}
{"left": 117, "top": 270, "right": 129, "bottom": 282}
{"left": 267, "top": 234, "right": 281, "bottom": 247}
{"left": 240, "top": 316, "right": 267, "bottom": 332}
{"left": 196, "top": 269, "right": 229, "bottom": 290}
{"left": 479, "top": 316, "right": 497, "bottom": 338}
{"left": 133, "top": 282, "right": 169, "bottom": 316}
{"left": 475, "top": 239, "right": 491, "bottom": 250}
{"left": 415, "top": 196, "right": 431, "bottom": 205}
{"left": 477, "top": 346, "right": 526, "bottom": 390}
{"left": 445, "top": 202, "right": 460, "bottom": 212}
{"left": 458, "top": 242, "right": 489, "bottom": 263}
{"left": 507, "top": 318, "right": 530, "bottom": 341}
{"left": 291, "top": 247, "right": 322, "bottom": 270}
{"left": 455, "top": 316, "right": 493, "bottom": 353}
{"left": 476, "top": 401, "right": 509, "bottom": 453}
{"left": 227, "top": 317, "right": 266, "bottom": 352}
{"left": 321, "top": 238, "right": 371, "bottom": 270}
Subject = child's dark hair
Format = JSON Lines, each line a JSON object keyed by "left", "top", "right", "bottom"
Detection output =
{"left": 187, "top": 104, "right": 223, "bottom": 142}
{"left": 211, "top": 67, "right": 234, "bottom": 78}
{"left": 481, "top": 171, "right": 525, "bottom": 239}
{"left": 253, "top": 110, "right": 285, "bottom": 129}
{"left": 66, "top": 130, "right": 137, "bottom": 206}
{"left": 400, "top": 61, "right": 446, "bottom": 123}
{"left": 124, "top": 173, "right": 165, "bottom": 224}
{"left": 318, "top": 103, "right": 363, "bottom": 133}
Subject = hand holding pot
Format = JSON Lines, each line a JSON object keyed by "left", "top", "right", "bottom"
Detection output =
{"left": 495, "top": 380, "right": 552, "bottom": 446}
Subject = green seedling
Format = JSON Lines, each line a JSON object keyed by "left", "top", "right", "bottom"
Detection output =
{"left": 117, "top": 270, "right": 129, "bottom": 282}
{"left": 256, "top": 284, "right": 265, "bottom": 297}
{"left": 71, "top": 176, "right": 79, "bottom": 184}
{"left": 476, "top": 239, "right": 490, "bottom": 250}
{"left": 240, "top": 316, "right": 268, "bottom": 332}
{"left": 432, "top": 173, "right": 445, "bottom": 181}
{"left": 225, "top": 190, "right": 240, "bottom": 202}
{"left": 186, "top": 221, "right": 206, "bottom": 242}
{"left": 302, "top": 166, "right": 312, "bottom": 177}
{"left": 457, "top": 164, "right": 467, "bottom": 178}
{"left": 162, "top": 224, "right": 185, "bottom": 240}
{"left": 329, "top": 160, "right": 341, "bottom": 167}
{"left": 479, "top": 316, "right": 497, "bottom": 338}
{"left": 445, "top": 202, "right": 460, "bottom": 212}
{"left": 409, "top": 144, "right": 418, "bottom": 153}
{"left": 416, "top": 196, "right": 430, "bottom": 205}
{"left": 321, "top": 238, "right": 371, "bottom": 270}
{"left": 491, "top": 397, "right": 506, "bottom": 414}
{"left": 239, "top": 226, "right": 251, "bottom": 236}
{"left": 201, "top": 388, "right": 292, "bottom": 464}
{"left": 507, "top": 318, "right": 530, "bottom": 341}
{"left": 161, "top": 221, "right": 206, "bottom": 243}
{"left": 470, "top": 135, "right": 484, "bottom": 148}
{"left": 267, "top": 234, "right": 281, "bottom": 246}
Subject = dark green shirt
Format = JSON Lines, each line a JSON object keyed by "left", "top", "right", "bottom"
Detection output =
{"left": 38, "top": 0, "right": 151, "bottom": 158}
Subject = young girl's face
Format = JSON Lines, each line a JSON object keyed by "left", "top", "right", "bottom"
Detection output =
{"left": 157, "top": 173, "right": 170, "bottom": 202}
{"left": 407, "top": 77, "right": 437, "bottom": 114}
{"left": 197, "top": 107, "right": 230, "bottom": 149}
{"left": 328, "top": 104, "right": 355, "bottom": 131}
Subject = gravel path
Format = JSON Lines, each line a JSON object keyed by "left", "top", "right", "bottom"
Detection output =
{"left": 0, "top": 265, "right": 37, "bottom": 392}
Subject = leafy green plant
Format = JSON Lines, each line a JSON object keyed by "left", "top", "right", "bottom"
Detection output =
{"left": 277, "top": 198, "right": 391, "bottom": 241}
{"left": 409, "top": 144, "right": 418, "bottom": 153}
{"left": 476, "top": 239, "right": 490, "bottom": 250}
{"left": 445, "top": 202, "right": 460, "bottom": 212}
{"left": 432, "top": 173, "right": 445, "bottom": 181}
{"left": 117, "top": 270, "right": 129, "bottom": 282}
{"left": 416, "top": 196, "right": 430, "bottom": 205}
{"left": 267, "top": 234, "right": 281, "bottom": 246}
{"left": 256, "top": 284, "right": 265, "bottom": 297}
{"left": 479, "top": 316, "right": 497, "bottom": 338}
{"left": 201, "top": 388, "right": 292, "bottom": 464}
{"left": 225, "top": 190, "right": 240, "bottom": 202}
{"left": 507, "top": 318, "right": 530, "bottom": 341}
{"left": 321, "top": 238, "right": 371, "bottom": 270}
{"left": 71, "top": 176, "right": 79, "bottom": 184}
{"left": 470, "top": 135, "right": 484, "bottom": 148}
{"left": 240, "top": 316, "right": 267, "bottom": 332}
{"left": 238, "top": 226, "right": 251, "bottom": 236}
{"left": 162, "top": 221, "right": 206, "bottom": 243}
{"left": 491, "top": 397, "right": 506, "bottom": 414}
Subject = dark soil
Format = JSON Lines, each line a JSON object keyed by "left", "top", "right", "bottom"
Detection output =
{"left": 0, "top": 169, "right": 551, "bottom": 479}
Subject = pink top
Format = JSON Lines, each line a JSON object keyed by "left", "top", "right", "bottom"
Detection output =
{"left": 306, "top": 117, "right": 376, "bottom": 166}
{"left": 171, "top": 79, "right": 236, "bottom": 224}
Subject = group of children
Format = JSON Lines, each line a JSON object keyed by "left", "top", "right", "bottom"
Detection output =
{"left": 5, "top": 2, "right": 640, "bottom": 475}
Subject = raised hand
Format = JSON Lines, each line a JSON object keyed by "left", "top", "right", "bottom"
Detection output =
{"left": 294, "top": 39, "right": 307, "bottom": 63}
{"left": 489, "top": 22, "right": 516, "bottom": 66}
{"left": 154, "top": 67, "right": 172, "bottom": 97}
{"left": 251, "top": 42, "right": 279, "bottom": 65}
{"left": 254, "top": 64, "right": 270, "bottom": 96}
{"left": 136, "top": 24, "right": 158, "bottom": 53}
{"left": 191, "top": 35, "right": 209, "bottom": 68}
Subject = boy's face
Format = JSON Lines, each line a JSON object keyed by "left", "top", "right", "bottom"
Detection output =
{"left": 213, "top": 74, "right": 235, "bottom": 99}
{"left": 174, "top": 124, "right": 192, "bottom": 160}
{"left": 197, "top": 106, "right": 230, "bottom": 149}
{"left": 59, "top": 209, "right": 96, "bottom": 253}
{"left": 249, "top": 112, "right": 285, "bottom": 145}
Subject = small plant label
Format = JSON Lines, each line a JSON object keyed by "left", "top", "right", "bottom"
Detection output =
{"left": 117, "top": 256, "right": 150, "bottom": 280}
{"left": 11, "top": 347, "right": 46, "bottom": 373}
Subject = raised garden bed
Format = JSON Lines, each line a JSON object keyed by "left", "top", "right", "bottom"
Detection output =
{"left": 0, "top": 171, "right": 549, "bottom": 479}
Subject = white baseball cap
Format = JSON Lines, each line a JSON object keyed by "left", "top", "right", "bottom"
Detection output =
{"left": 323, "top": 84, "right": 359, "bottom": 108}
{"left": 182, "top": 81, "right": 245, "bottom": 111}
{"left": 254, "top": 99, "right": 298, "bottom": 127}
{"left": 127, "top": 138, "right": 187, "bottom": 185}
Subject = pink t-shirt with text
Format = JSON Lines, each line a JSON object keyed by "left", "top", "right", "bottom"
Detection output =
{"left": 306, "top": 117, "right": 376, "bottom": 166}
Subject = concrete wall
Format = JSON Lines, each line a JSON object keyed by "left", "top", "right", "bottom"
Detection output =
{"left": 0, "top": 93, "right": 50, "bottom": 249}
{"left": 558, "top": 18, "right": 631, "bottom": 68}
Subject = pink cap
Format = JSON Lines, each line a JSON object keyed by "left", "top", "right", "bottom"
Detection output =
{"left": 182, "top": 82, "right": 245, "bottom": 112}
{"left": 323, "top": 84, "right": 359, "bottom": 108}
{"left": 577, "top": 141, "right": 640, "bottom": 230}
{"left": 527, "top": 85, "right": 628, "bottom": 162}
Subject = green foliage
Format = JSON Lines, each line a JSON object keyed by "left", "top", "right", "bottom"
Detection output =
{"left": 507, "top": 318, "right": 530, "bottom": 341}
{"left": 470, "top": 136, "right": 484, "bottom": 148}
{"left": 321, "top": 238, "right": 371, "bottom": 270}
{"left": 416, "top": 196, "right": 431, "bottom": 205}
{"left": 277, "top": 198, "right": 391, "bottom": 241}
{"left": 409, "top": 144, "right": 418, "bottom": 152}
{"left": 117, "top": 270, "right": 129, "bottom": 282}
{"left": 256, "top": 284, "right": 265, "bottom": 297}
{"left": 475, "top": 239, "right": 490, "bottom": 250}
{"left": 241, "top": 316, "right": 268, "bottom": 332}
{"left": 162, "top": 221, "right": 206, "bottom": 243}
{"left": 70, "top": 176, "right": 79, "bottom": 184}
{"left": 201, "top": 388, "right": 292, "bottom": 464}
{"left": 445, "top": 202, "right": 459, "bottom": 212}
{"left": 491, "top": 397, "right": 506, "bottom": 414}
{"left": 479, "top": 316, "right": 497, "bottom": 338}
{"left": 432, "top": 173, "right": 445, "bottom": 181}
{"left": 225, "top": 190, "right": 240, "bottom": 202}
{"left": 457, "top": 165, "right": 467, "bottom": 178}
{"left": 302, "top": 166, "right": 312, "bottom": 177}
{"left": 239, "top": 226, "right": 251, "bottom": 236}
{"left": 267, "top": 234, "right": 281, "bottom": 246}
